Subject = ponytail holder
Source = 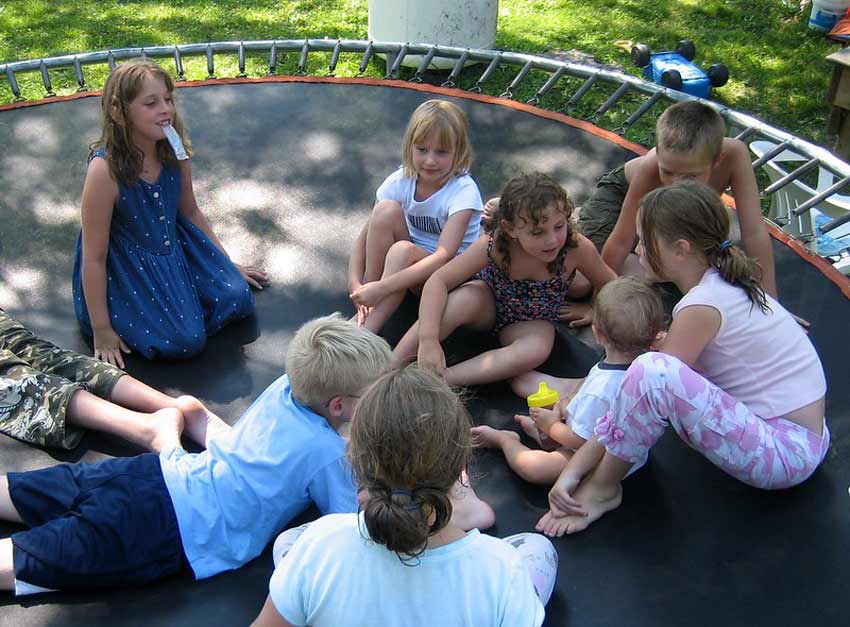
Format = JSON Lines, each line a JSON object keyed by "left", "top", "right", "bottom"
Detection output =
{"left": 719, "top": 239, "right": 732, "bottom": 252}
{"left": 390, "top": 489, "right": 415, "bottom": 498}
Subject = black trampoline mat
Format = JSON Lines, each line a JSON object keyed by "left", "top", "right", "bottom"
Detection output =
{"left": 0, "top": 79, "right": 847, "bottom": 627}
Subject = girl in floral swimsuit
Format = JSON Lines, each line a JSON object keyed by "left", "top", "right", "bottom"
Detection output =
{"left": 392, "top": 173, "right": 616, "bottom": 395}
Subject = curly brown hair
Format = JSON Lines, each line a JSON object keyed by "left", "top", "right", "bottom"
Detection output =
{"left": 483, "top": 172, "right": 578, "bottom": 275}
{"left": 91, "top": 58, "right": 192, "bottom": 185}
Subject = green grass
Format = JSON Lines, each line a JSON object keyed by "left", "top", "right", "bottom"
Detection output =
{"left": 0, "top": 0, "right": 839, "bottom": 146}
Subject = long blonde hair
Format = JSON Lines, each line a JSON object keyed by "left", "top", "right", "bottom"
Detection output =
{"left": 91, "top": 58, "right": 192, "bottom": 185}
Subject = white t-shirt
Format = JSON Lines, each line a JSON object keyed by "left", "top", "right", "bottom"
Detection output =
{"left": 376, "top": 167, "right": 483, "bottom": 254}
{"left": 673, "top": 268, "right": 826, "bottom": 418}
{"left": 269, "top": 512, "right": 545, "bottom": 627}
{"left": 567, "top": 361, "right": 647, "bottom": 475}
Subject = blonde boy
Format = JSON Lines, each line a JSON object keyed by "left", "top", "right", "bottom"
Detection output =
{"left": 0, "top": 314, "right": 390, "bottom": 594}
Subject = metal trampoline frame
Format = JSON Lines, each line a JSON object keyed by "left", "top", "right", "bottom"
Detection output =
{"left": 3, "top": 38, "right": 849, "bottom": 258}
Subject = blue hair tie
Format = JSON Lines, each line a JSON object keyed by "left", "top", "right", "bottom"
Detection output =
{"left": 719, "top": 239, "right": 732, "bottom": 252}
{"left": 390, "top": 489, "right": 415, "bottom": 498}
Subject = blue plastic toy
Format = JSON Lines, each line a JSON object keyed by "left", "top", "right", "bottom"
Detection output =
{"left": 631, "top": 40, "right": 728, "bottom": 99}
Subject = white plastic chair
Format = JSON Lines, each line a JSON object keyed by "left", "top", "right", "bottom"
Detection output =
{"left": 750, "top": 140, "right": 850, "bottom": 272}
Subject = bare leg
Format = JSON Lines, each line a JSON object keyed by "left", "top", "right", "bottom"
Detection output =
{"left": 536, "top": 452, "right": 630, "bottom": 536}
{"left": 0, "top": 539, "right": 14, "bottom": 591}
{"left": 0, "top": 476, "right": 24, "bottom": 524}
{"left": 449, "top": 469, "right": 495, "bottom": 531}
{"left": 363, "top": 200, "right": 409, "bottom": 282}
{"left": 363, "top": 241, "right": 429, "bottom": 334}
{"left": 67, "top": 390, "right": 182, "bottom": 453}
{"left": 511, "top": 370, "right": 584, "bottom": 401}
{"left": 175, "top": 395, "right": 232, "bottom": 449}
{"left": 109, "top": 375, "right": 179, "bottom": 412}
{"left": 471, "top": 426, "right": 572, "bottom": 484}
{"left": 445, "top": 321, "right": 555, "bottom": 387}
{"left": 391, "top": 281, "right": 496, "bottom": 368}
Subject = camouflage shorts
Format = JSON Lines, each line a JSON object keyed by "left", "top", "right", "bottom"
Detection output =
{"left": 0, "top": 310, "right": 124, "bottom": 449}
{"left": 576, "top": 164, "right": 629, "bottom": 252}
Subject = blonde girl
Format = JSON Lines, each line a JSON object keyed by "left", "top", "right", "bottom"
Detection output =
{"left": 348, "top": 99, "right": 483, "bottom": 333}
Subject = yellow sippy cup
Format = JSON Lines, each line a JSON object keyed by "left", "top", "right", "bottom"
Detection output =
{"left": 527, "top": 382, "right": 560, "bottom": 447}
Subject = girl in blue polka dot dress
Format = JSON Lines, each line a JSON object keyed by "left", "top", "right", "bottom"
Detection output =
{"left": 72, "top": 58, "right": 267, "bottom": 363}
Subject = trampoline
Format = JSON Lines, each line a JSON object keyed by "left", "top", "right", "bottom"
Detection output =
{"left": 1, "top": 64, "right": 849, "bottom": 626}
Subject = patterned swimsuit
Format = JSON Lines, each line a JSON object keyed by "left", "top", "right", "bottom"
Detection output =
{"left": 476, "top": 237, "right": 576, "bottom": 331}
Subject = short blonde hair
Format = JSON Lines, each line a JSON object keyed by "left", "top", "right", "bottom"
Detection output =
{"left": 593, "top": 277, "right": 664, "bottom": 358}
{"left": 286, "top": 314, "right": 392, "bottom": 407}
{"left": 655, "top": 100, "right": 725, "bottom": 163}
{"left": 401, "top": 100, "right": 473, "bottom": 179}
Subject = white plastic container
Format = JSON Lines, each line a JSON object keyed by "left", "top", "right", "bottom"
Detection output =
{"left": 368, "top": 0, "right": 499, "bottom": 69}
{"left": 809, "top": 0, "right": 850, "bottom": 31}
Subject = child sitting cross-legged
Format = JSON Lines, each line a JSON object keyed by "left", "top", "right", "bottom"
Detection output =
{"left": 0, "top": 314, "right": 391, "bottom": 595}
{"left": 472, "top": 277, "right": 664, "bottom": 486}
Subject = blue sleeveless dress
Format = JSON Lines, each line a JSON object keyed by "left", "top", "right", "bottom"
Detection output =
{"left": 72, "top": 153, "right": 254, "bottom": 359}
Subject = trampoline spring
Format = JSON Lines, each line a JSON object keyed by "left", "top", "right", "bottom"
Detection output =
{"left": 443, "top": 50, "right": 470, "bottom": 88}
{"left": 411, "top": 46, "right": 438, "bottom": 82}
{"left": 107, "top": 51, "right": 117, "bottom": 72}
{"left": 359, "top": 42, "right": 374, "bottom": 75}
{"left": 502, "top": 60, "right": 534, "bottom": 99}
{"left": 735, "top": 126, "right": 757, "bottom": 142}
{"left": 529, "top": 66, "right": 566, "bottom": 105}
{"left": 237, "top": 42, "right": 247, "bottom": 77}
{"left": 821, "top": 209, "right": 850, "bottom": 235}
{"left": 472, "top": 53, "right": 502, "bottom": 92}
{"left": 5, "top": 66, "right": 23, "bottom": 101}
{"left": 268, "top": 43, "right": 278, "bottom": 76}
{"left": 328, "top": 40, "right": 342, "bottom": 76}
{"left": 173, "top": 48, "right": 186, "bottom": 81}
{"left": 620, "top": 91, "right": 664, "bottom": 129}
{"left": 793, "top": 174, "right": 850, "bottom": 217}
{"left": 387, "top": 43, "right": 408, "bottom": 79}
{"left": 205, "top": 45, "right": 216, "bottom": 79}
{"left": 764, "top": 158, "right": 821, "bottom": 195}
{"left": 751, "top": 139, "right": 792, "bottom": 169}
{"left": 564, "top": 74, "right": 599, "bottom": 111}
{"left": 297, "top": 40, "right": 310, "bottom": 76}
{"left": 73, "top": 57, "right": 87, "bottom": 92}
{"left": 39, "top": 60, "right": 54, "bottom": 98}
{"left": 593, "top": 83, "right": 630, "bottom": 119}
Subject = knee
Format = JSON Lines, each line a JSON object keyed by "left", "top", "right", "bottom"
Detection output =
{"left": 384, "top": 240, "right": 419, "bottom": 272}
{"left": 160, "top": 326, "right": 207, "bottom": 359}
{"left": 517, "top": 336, "right": 555, "bottom": 371}
{"left": 370, "top": 200, "right": 404, "bottom": 229}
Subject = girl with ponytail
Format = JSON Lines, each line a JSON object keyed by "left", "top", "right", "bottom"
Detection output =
{"left": 536, "top": 182, "right": 829, "bottom": 538}
{"left": 253, "top": 367, "right": 557, "bottom": 627}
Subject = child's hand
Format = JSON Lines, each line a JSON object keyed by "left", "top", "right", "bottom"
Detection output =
{"left": 93, "top": 326, "right": 131, "bottom": 369}
{"left": 417, "top": 340, "right": 446, "bottom": 377}
{"left": 235, "top": 263, "right": 268, "bottom": 290}
{"left": 548, "top": 474, "right": 585, "bottom": 517}
{"left": 350, "top": 281, "right": 389, "bottom": 309}
{"left": 482, "top": 196, "right": 500, "bottom": 220}
{"left": 529, "top": 405, "right": 561, "bottom": 434}
{"left": 559, "top": 301, "right": 593, "bottom": 327}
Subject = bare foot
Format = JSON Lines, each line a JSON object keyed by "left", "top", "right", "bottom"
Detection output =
{"left": 450, "top": 470, "right": 496, "bottom": 531}
{"left": 146, "top": 408, "right": 184, "bottom": 454}
{"left": 470, "top": 425, "right": 520, "bottom": 448}
{"left": 513, "top": 414, "right": 542, "bottom": 444}
{"left": 536, "top": 477, "right": 622, "bottom": 537}
{"left": 175, "top": 395, "right": 231, "bottom": 448}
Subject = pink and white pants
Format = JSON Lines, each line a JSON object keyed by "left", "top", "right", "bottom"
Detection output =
{"left": 594, "top": 353, "right": 829, "bottom": 490}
